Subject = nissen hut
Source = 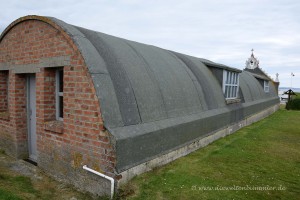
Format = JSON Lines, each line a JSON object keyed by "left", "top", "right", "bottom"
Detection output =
{"left": 0, "top": 16, "right": 279, "bottom": 196}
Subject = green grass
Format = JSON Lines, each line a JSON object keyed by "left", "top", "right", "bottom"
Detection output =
{"left": 0, "top": 153, "right": 107, "bottom": 200}
{"left": 0, "top": 189, "right": 22, "bottom": 200}
{"left": 0, "top": 172, "right": 39, "bottom": 200}
{"left": 121, "top": 108, "right": 300, "bottom": 200}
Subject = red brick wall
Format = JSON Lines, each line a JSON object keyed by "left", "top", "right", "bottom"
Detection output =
{"left": 0, "top": 71, "right": 8, "bottom": 112}
{"left": 0, "top": 18, "right": 116, "bottom": 188}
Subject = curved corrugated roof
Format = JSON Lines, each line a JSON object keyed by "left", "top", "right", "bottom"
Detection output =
{"left": 49, "top": 18, "right": 243, "bottom": 129}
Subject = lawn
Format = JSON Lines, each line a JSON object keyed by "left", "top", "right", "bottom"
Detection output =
{"left": 121, "top": 108, "right": 300, "bottom": 200}
{"left": 0, "top": 150, "right": 107, "bottom": 200}
{"left": 0, "top": 108, "right": 299, "bottom": 200}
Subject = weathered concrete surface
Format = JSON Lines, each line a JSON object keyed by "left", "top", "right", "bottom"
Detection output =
{"left": 38, "top": 144, "right": 112, "bottom": 197}
{"left": 117, "top": 104, "right": 279, "bottom": 186}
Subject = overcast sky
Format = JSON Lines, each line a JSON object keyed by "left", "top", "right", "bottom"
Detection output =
{"left": 1, "top": 0, "right": 299, "bottom": 87}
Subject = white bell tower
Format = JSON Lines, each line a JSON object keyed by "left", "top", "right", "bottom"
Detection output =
{"left": 245, "top": 49, "right": 259, "bottom": 69}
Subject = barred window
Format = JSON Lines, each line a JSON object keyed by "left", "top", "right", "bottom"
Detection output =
{"left": 264, "top": 80, "right": 269, "bottom": 93}
{"left": 56, "top": 68, "right": 63, "bottom": 121}
{"left": 223, "top": 70, "right": 239, "bottom": 99}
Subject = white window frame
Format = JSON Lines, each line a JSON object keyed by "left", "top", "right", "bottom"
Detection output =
{"left": 264, "top": 80, "right": 269, "bottom": 93}
{"left": 223, "top": 70, "right": 239, "bottom": 99}
{"left": 56, "top": 68, "right": 63, "bottom": 121}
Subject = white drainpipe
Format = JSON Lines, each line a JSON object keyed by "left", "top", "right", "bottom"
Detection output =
{"left": 83, "top": 165, "right": 114, "bottom": 199}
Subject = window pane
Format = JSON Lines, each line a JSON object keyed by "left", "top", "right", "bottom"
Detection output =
{"left": 226, "top": 71, "right": 229, "bottom": 84}
{"left": 59, "top": 70, "right": 63, "bottom": 92}
{"left": 233, "top": 86, "right": 237, "bottom": 97}
{"left": 227, "top": 72, "right": 229, "bottom": 84}
{"left": 234, "top": 73, "right": 237, "bottom": 84}
{"left": 264, "top": 81, "right": 269, "bottom": 92}
{"left": 227, "top": 86, "right": 230, "bottom": 98}
{"left": 233, "top": 86, "right": 236, "bottom": 98}
{"left": 225, "top": 86, "right": 228, "bottom": 98}
{"left": 59, "top": 96, "right": 63, "bottom": 118}
{"left": 228, "top": 86, "right": 232, "bottom": 98}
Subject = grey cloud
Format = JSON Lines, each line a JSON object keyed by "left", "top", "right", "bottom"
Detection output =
{"left": 0, "top": 0, "right": 299, "bottom": 87}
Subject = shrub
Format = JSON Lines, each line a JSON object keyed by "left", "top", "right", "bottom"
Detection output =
{"left": 286, "top": 98, "right": 300, "bottom": 110}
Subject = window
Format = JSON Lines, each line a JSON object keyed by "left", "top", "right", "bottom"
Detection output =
{"left": 56, "top": 68, "right": 63, "bottom": 120}
{"left": 223, "top": 70, "right": 239, "bottom": 99}
{"left": 264, "top": 80, "right": 269, "bottom": 93}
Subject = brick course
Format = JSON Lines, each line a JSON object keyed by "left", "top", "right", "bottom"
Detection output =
{"left": 0, "top": 18, "right": 115, "bottom": 196}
